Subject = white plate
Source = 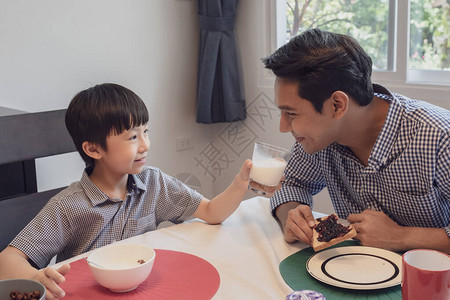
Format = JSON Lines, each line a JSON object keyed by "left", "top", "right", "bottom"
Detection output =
{"left": 306, "top": 246, "right": 402, "bottom": 290}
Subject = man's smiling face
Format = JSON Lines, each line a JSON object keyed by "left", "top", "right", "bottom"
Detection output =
{"left": 275, "top": 77, "right": 339, "bottom": 154}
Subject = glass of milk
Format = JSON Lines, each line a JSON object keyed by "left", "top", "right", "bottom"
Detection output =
{"left": 248, "top": 142, "right": 291, "bottom": 196}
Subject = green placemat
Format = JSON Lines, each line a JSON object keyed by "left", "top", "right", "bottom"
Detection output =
{"left": 280, "top": 241, "right": 402, "bottom": 299}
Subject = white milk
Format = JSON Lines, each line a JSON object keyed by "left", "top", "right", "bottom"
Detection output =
{"left": 250, "top": 158, "right": 287, "bottom": 186}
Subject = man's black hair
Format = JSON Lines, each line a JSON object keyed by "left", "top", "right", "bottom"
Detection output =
{"left": 262, "top": 28, "right": 374, "bottom": 112}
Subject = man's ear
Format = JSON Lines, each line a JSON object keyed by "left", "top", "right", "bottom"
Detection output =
{"left": 330, "top": 91, "right": 349, "bottom": 119}
{"left": 82, "top": 141, "right": 103, "bottom": 160}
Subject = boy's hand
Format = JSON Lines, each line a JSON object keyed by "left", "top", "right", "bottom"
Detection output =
{"left": 36, "top": 264, "right": 70, "bottom": 300}
{"left": 236, "top": 159, "right": 253, "bottom": 191}
{"left": 193, "top": 159, "right": 254, "bottom": 224}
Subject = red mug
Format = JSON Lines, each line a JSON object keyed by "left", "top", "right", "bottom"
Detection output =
{"left": 402, "top": 249, "right": 450, "bottom": 300}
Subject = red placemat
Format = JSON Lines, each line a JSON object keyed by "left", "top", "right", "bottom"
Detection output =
{"left": 59, "top": 249, "right": 220, "bottom": 300}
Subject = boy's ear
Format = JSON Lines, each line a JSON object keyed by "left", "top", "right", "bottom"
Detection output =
{"left": 82, "top": 141, "right": 103, "bottom": 160}
{"left": 330, "top": 91, "right": 349, "bottom": 119}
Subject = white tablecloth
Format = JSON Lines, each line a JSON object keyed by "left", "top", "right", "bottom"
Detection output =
{"left": 54, "top": 197, "right": 325, "bottom": 299}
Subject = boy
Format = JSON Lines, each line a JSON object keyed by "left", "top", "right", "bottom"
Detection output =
{"left": 0, "top": 83, "right": 253, "bottom": 299}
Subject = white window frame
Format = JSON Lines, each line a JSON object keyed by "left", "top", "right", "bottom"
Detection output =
{"left": 271, "top": 0, "right": 450, "bottom": 109}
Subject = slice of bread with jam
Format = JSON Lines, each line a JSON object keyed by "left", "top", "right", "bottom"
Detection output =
{"left": 312, "top": 214, "right": 357, "bottom": 252}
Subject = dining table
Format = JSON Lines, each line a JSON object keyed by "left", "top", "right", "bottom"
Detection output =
{"left": 52, "top": 196, "right": 402, "bottom": 299}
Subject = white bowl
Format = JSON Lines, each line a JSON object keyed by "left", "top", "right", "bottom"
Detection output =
{"left": 87, "top": 244, "right": 156, "bottom": 292}
{"left": 0, "top": 279, "right": 46, "bottom": 300}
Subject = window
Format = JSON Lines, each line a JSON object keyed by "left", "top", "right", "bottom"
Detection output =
{"left": 408, "top": 0, "right": 450, "bottom": 84}
{"left": 284, "top": 0, "right": 391, "bottom": 70}
{"left": 279, "top": 0, "right": 450, "bottom": 87}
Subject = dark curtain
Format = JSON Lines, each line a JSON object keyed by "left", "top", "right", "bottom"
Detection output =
{"left": 196, "top": 0, "right": 246, "bottom": 124}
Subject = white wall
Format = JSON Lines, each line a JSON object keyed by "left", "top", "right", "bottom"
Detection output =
{"left": 1, "top": 0, "right": 213, "bottom": 198}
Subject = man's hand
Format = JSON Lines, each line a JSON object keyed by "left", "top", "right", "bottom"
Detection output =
{"left": 347, "top": 209, "right": 405, "bottom": 251}
{"left": 281, "top": 204, "right": 316, "bottom": 244}
{"left": 35, "top": 264, "right": 70, "bottom": 300}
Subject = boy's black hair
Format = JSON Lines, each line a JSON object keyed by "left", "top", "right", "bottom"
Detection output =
{"left": 262, "top": 28, "right": 374, "bottom": 112}
{"left": 65, "top": 83, "right": 149, "bottom": 167}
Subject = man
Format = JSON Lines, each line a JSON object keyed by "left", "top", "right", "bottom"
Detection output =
{"left": 263, "top": 28, "right": 450, "bottom": 253}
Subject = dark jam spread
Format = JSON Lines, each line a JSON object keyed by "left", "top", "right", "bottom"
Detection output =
{"left": 314, "top": 214, "right": 351, "bottom": 242}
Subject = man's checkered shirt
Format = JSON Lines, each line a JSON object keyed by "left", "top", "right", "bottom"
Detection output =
{"left": 271, "top": 84, "right": 450, "bottom": 236}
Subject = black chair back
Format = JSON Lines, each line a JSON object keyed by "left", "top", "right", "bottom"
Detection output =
{"left": 0, "top": 109, "right": 76, "bottom": 250}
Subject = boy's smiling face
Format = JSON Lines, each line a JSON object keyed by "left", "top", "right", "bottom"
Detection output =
{"left": 97, "top": 124, "right": 150, "bottom": 176}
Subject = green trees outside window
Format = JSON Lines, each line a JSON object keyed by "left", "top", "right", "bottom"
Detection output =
{"left": 285, "top": 0, "right": 450, "bottom": 72}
